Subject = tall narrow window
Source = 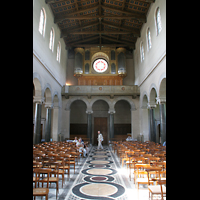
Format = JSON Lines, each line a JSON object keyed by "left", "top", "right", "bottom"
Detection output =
{"left": 49, "top": 28, "right": 55, "bottom": 52}
{"left": 140, "top": 42, "right": 144, "bottom": 62}
{"left": 56, "top": 41, "right": 61, "bottom": 63}
{"left": 147, "top": 27, "right": 152, "bottom": 51}
{"left": 38, "top": 8, "right": 46, "bottom": 37}
{"left": 155, "top": 7, "right": 162, "bottom": 35}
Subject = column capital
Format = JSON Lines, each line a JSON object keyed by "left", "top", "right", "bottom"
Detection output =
{"left": 156, "top": 96, "right": 166, "bottom": 104}
{"left": 147, "top": 103, "right": 157, "bottom": 109}
{"left": 86, "top": 110, "right": 93, "bottom": 114}
{"left": 45, "top": 102, "right": 53, "bottom": 109}
{"left": 108, "top": 110, "right": 115, "bottom": 114}
{"left": 33, "top": 96, "right": 44, "bottom": 104}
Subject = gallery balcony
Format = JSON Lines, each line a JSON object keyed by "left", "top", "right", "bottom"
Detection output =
{"left": 61, "top": 85, "right": 140, "bottom": 99}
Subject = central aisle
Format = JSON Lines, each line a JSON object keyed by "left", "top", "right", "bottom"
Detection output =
{"left": 65, "top": 146, "right": 128, "bottom": 200}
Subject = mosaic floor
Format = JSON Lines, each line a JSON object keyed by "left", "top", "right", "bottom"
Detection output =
{"left": 34, "top": 145, "right": 165, "bottom": 200}
{"left": 66, "top": 146, "right": 127, "bottom": 200}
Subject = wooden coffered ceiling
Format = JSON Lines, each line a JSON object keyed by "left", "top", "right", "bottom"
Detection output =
{"left": 46, "top": 0, "right": 154, "bottom": 50}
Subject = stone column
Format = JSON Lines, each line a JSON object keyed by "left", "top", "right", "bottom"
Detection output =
{"left": 108, "top": 110, "right": 115, "bottom": 141}
{"left": 86, "top": 110, "right": 93, "bottom": 144}
{"left": 33, "top": 96, "right": 44, "bottom": 144}
{"left": 148, "top": 104, "right": 156, "bottom": 143}
{"left": 52, "top": 105, "right": 59, "bottom": 141}
{"left": 156, "top": 97, "right": 166, "bottom": 144}
{"left": 62, "top": 108, "right": 70, "bottom": 140}
{"left": 45, "top": 103, "right": 52, "bottom": 142}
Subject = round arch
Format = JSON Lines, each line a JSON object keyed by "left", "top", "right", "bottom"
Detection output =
{"left": 141, "top": 92, "right": 148, "bottom": 109}
{"left": 33, "top": 73, "right": 42, "bottom": 97}
{"left": 159, "top": 77, "right": 166, "bottom": 98}
{"left": 148, "top": 84, "right": 158, "bottom": 105}
{"left": 113, "top": 97, "right": 136, "bottom": 111}
{"left": 90, "top": 97, "right": 111, "bottom": 111}
{"left": 65, "top": 96, "right": 89, "bottom": 111}
{"left": 44, "top": 83, "right": 53, "bottom": 104}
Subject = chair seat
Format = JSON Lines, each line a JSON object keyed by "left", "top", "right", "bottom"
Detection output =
{"left": 59, "top": 166, "right": 70, "bottom": 169}
{"left": 33, "top": 188, "right": 49, "bottom": 195}
{"left": 43, "top": 177, "right": 59, "bottom": 182}
{"left": 148, "top": 185, "right": 166, "bottom": 194}
{"left": 136, "top": 178, "right": 148, "bottom": 183}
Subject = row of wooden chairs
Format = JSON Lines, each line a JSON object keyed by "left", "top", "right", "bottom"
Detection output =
{"left": 111, "top": 140, "right": 166, "bottom": 199}
{"left": 33, "top": 141, "right": 85, "bottom": 200}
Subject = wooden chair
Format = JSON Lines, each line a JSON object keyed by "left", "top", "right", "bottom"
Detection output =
{"left": 33, "top": 168, "right": 51, "bottom": 200}
{"left": 43, "top": 161, "right": 60, "bottom": 199}
{"left": 146, "top": 167, "right": 166, "bottom": 200}
{"left": 135, "top": 164, "right": 152, "bottom": 189}
{"left": 58, "top": 154, "right": 70, "bottom": 180}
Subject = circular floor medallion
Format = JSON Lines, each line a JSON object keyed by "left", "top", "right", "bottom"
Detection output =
{"left": 91, "top": 176, "right": 108, "bottom": 181}
{"left": 80, "top": 183, "right": 118, "bottom": 197}
{"left": 87, "top": 168, "right": 112, "bottom": 175}
{"left": 94, "top": 164, "right": 106, "bottom": 168}
{"left": 93, "top": 155, "right": 108, "bottom": 158}
{"left": 90, "top": 160, "right": 110, "bottom": 165}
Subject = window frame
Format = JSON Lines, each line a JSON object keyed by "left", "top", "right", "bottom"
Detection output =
{"left": 155, "top": 7, "right": 162, "bottom": 36}
{"left": 38, "top": 8, "right": 46, "bottom": 37}
{"left": 49, "top": 27, "right": 55, "bottom": 52}
{"left": 140, "top": 41, "right": 145, "bottom": 62}
{"left": 56, "top": 41, "right": 61, "bottom": 63}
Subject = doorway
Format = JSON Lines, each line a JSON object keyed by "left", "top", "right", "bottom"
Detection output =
{"left": 94, "top": 117, "right": 108, "bottom": 145}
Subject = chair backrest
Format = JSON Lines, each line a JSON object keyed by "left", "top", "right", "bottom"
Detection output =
{"left": 33, "top": 168, "right": 51, "bottom": 188}
{"left": 145, "top": 167, "right": 162, "bottom": 185}
{"left": 33, "top": 161, "right": 43, "bottom": 168}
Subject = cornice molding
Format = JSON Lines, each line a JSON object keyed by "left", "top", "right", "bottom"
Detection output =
{"left": 138, "top": 51, "right": 166, "bottom": 87}
{"left": 33, "top": 49, "right": 64, "bottom": 87}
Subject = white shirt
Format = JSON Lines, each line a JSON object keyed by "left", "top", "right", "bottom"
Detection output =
{"left": 98, "top": 133, "right": 103, "bottom": 141}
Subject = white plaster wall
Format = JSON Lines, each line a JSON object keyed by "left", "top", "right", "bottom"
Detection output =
{"left": 134, "top": 0, "right": 166, "bottom": 86}
{"left": 33, "top": 0, "right": 68, "bottom": 141}
{"left": 33, "top": 0, "right": 67, "bottom": 86}
{"left": 133, "top": 0, "right": 166, "bottom": 141}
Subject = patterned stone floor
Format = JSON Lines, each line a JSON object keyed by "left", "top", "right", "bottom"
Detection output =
{"left": 34, "top": 145, "right": 165, "bottom": 199}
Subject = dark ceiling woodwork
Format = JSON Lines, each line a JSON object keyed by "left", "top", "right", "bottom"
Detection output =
{"left": 46, "top": 0, "right": 154, "bottom": 50}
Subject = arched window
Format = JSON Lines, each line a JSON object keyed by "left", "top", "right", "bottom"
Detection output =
{"left": 155, "top": 7, "right": 162, "bottom": 35}
{"left": 38, "top": 8, "right": 46, "bottom": 37}
{"left": 49, "top": 28, "right": 55, "bottom": 52}
{"left": 56, "top": 41, "right": 61, "bottom": 63}
{"left": 140, "top": 42, "right": 144, "bottom": 62}
{"left": 147, "top": 27, "right": 152, "bottom": 51}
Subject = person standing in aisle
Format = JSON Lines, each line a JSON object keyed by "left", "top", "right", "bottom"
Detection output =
{"left": 97, "top": 131, "right": 103, "bottom": 150}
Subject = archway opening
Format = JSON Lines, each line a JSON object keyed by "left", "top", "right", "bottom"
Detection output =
{"left": 92, "top": 100, "right": 109, "bottom": 145}
{"left": 114, "top": 100, "right": 131, "bottom": 141}
{"left": 141, "top": 94, "right": 149, "bottom": 141}
{"left": 70, "top": 100, "right": 87, "bottom": 141}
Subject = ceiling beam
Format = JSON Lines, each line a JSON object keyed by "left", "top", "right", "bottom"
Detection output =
{"left": 55, "top": 14, "right": 146, "bottom": 22}
{"left": 68, "top": 35, "right": 100, "bottom": 45}
{"left": 61, "top": 22, "right": 99, "bottom": 38}
{"left": 67, "top": 31, "right": 133, "bottom": 34}
{"left": 72, "top": 44, "right": 132, "bottom": 47}
{"left": 54, "top": 5, "right": 99, "bottom": 23}
{"left": 102, "top": 21, "right": 140, "bottom": 37}
{"left": 101, "top": 35, "right": 135, "bottom": 46}
{"left": 101, "top": 5, "right": 146, "bottom": 23}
